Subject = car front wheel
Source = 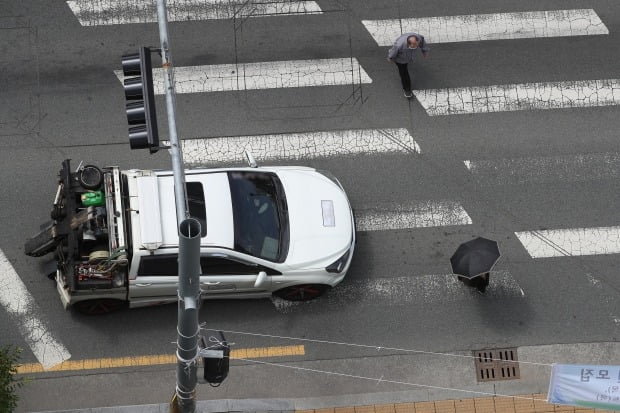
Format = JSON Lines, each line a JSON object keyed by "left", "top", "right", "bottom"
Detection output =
{"left": 273, "top": 284, "right": 330, "bottom": 301}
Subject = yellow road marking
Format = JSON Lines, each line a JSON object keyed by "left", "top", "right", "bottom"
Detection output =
{"left": 16, "top": 345, "right": 305, "bottom": 374}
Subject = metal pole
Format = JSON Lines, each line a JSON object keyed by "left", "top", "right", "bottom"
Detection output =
{"left": 154, "top": 2, "right": 201, "bottom": 412}
{"left": 175, "top": 219, "right": 202, "bottom": 412}
{"left": 156, "top": 0, "right": 188, "bottom": 224}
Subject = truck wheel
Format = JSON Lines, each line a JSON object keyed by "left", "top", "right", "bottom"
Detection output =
{"left": 273, "top": 284, "right": 329, "bottom": 301}
{"left": 78, "top": 165, "right": 103, "bottom": 190}
{"left": 73, "top": 299, "right": 127, "bottom": 315}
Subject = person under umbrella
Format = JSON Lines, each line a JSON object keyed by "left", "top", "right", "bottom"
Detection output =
{"left": 457, "top": 272, "right": 490, "bottom": 293}
{"left": 450, "top": 237, "right": 500, "bottom": 294}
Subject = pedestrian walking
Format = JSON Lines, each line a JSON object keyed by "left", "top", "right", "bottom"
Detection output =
{"left": 458, "top": 272, "right": 490, "bottom": 293}
{"left": 387, "top": 32, "right": 429, "bottom": 98}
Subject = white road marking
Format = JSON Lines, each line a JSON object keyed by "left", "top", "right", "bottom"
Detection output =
{"left": 67, "top": 0, "right": 322, "bottom": 26}
{"left": 363, "top": 9, "right": 608, "bottom": 46}
{"left": 415, "top": 79, "right": 620, "bottom": 116}
{"left": 169, "top": 128, "right": 419, "bottom": 165}
{"left": 463, "top": 153, "right": 620, "bottom": 184}
{"left": 355, "top": 201, "right": 472, "bottom": 231}
{"left": 272, "top": 271, "right": 524, "bottom": 312}
{"left": 0, "top": 249, "right": 71, "bottom": 369}
{"left": 114, "top": 58, "right": 372, "bottom": 94}
{"left": 516, "top": 226, "right": 620, "bottom": 258}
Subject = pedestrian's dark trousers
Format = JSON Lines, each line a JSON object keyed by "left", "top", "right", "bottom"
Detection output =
{"left": 396, "top": 62, "right": 411, "bottom": 92}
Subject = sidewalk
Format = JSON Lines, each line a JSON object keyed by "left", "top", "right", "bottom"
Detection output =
{"left": 297, "top": 395, "right": 617, "bottom": 413}
{"left": 34, "top": 394, "right": 618, "bottom": 413}
{"left": 22, "top": 342, "right": 620, "bottom": 413}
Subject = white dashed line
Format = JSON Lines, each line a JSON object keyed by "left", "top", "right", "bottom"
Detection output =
{"left": 0, "top": 249, "right": 71, "bottom": 369}
{"left": 415, "top": 79, "right": 620, "bottom": 116}
{"left": 355, "top": 201, "right": 472, "bottom": 231}
{"left": 67, "top": 0, "right": 322, "bottom": 25}
{"left": 363, "top": 9, "right": 608, "bottom": 46}
{"left": 516, "top": 227, "right": 620, "bottom": 258}
{"left": 272, "top": 271, "right": 524, "bottom": 312}
{"left": 170, "top": 128, "right": 419, "bottom": 165}
{"left": 464, "top": 153, "right": 620, "bottom": 185}
{"left": 114, "top": 58, "right": 372, "bottom": 94}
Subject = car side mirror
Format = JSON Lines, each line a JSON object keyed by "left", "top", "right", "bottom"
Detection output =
{"left": 244, "top": 150, "right": 257, "bottom": 168}
{"left": 254, "top": 271, "right": 268, "bottom": 288}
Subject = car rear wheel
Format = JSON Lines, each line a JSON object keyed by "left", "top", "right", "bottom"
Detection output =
{"left": 73, "top": 299, "right": 127, "bottom": 315}
{"left": 273, "top": 284, "right": 330, "bottom": 301}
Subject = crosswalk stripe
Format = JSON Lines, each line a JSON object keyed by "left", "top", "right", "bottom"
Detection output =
{"left": 363, "top": 9, "right": 608, "bottom": 46}
{"left": 67, "top": 0, "right": 322, "bottom": 26}
{"left": 0, "top": 249, "right": 71, "bottom": 369}
{"left": 169, "top": 128, "right": 419, "bottom": 165}
{"left": 355, "top": 201, "right": 472, "bottom": 231}
{"left": 114, "top": 58, "right": 372, "bottom": 94}
{"left": 516, "top": 227, "right": 620, "bottom": 258}
{"left": 464, "top": 153, "right": 620, "bottom": 184}
{"left": 414, "top": 79, "right": 620, "bottom": 116}
{"left": 272, "top": 271, "right": 524, "bottom": 312}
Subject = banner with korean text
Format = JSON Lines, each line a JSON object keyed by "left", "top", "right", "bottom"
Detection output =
{"left": 548, "top": 364, "right": 620, "bottom": 410}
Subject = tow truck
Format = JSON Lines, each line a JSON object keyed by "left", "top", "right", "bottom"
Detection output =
{"left": 25, "top": 159, "right": 356, "bottom": 314}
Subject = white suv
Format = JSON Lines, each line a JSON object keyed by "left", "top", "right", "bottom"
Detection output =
{"left": 125, "top": 165, "right": 356, "bottom": 307}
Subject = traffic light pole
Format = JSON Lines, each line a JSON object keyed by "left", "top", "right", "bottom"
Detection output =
{"left": 156, "top": 0, "right": 188, "bottom": 225}
{"left": 155, "top": 1, "right": 201, "bottom": 412}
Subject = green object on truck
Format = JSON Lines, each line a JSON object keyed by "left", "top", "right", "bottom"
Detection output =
{"left": 81, "top": 191, "right": 105, "bottom": 206}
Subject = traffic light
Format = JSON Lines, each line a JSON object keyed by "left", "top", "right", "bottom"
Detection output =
{"left": 121, "top": 47, "right": 159, "bottom": 153}
{"left": 202, "top": 332, "right": 229, "bottom": 386}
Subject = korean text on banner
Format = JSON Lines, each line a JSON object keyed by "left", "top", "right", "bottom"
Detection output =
{"left": 548, "top": 364, "right": 620, "bottom": 410}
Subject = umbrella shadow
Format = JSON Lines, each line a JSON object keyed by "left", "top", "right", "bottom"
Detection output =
{"left": 463, "top": 278, "right": 535, "bottom": 333}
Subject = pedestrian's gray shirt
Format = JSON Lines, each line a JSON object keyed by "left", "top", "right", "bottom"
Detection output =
{"left": 387, "top": 32, "right": 429, "bottom": 64}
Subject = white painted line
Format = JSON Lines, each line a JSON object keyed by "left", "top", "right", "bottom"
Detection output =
{"left": 355, "top": 201, "right": 472, "bottom": 231}
{"left": 464, "top": 153, "right": 620, "bottom": 184}
{"left": 67, "top": 0, "right": 322, "bottom": 26}
{"left": 272, "top": 271, "right": 524, "bottom": 312}
{"left": 363, "top": 9, "right": 608, "bottom": 46}
{"left": 114, "top": 58, "right": 372, "bottom": 94}
{"left": 0, "top": 249, "right": 71, "bottom": 369}
{"left": 415, "top": 79, "right": 620, "bottom": 116}
{"left": 516, "top": 226, "right": 620, "bottom": 258}
{"left": 169, "top": 128, "right": 419, "bottom": 165}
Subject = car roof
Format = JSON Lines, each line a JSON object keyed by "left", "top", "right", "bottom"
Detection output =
{"left": 134, "top": 171, "right": 234, "bottom": 249}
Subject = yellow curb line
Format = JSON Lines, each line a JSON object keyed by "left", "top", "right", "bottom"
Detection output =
{"left": 16, "top": 345, "right": 305, "bottom": 374}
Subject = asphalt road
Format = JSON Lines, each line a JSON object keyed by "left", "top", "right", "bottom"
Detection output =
{"left": 1, "top": 0, "right": 620, "bottom": 410}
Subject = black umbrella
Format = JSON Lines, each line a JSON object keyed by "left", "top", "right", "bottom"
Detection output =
{"left": 450, "top": 237, "right": 500, "bottom": 279}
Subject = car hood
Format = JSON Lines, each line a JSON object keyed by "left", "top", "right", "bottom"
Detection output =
{"left": 277, "top": 169, "right": 354, "bottom": 268}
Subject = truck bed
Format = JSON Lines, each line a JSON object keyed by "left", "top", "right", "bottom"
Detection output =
{"left": 25, "top": 160, "right": 129, "bottom": 300}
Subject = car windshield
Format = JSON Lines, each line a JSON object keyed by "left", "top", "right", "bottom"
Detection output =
{"left": 228, "top": 171, "right": 289, "bottom": 262}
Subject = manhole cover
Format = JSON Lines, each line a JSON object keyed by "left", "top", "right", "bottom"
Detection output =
{"left": 473, "top": 348, "right": 520, "bottom": 382}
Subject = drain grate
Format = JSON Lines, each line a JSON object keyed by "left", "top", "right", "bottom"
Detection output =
{"left": 473, "top": 348, "right": 520, "bottom": 382}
